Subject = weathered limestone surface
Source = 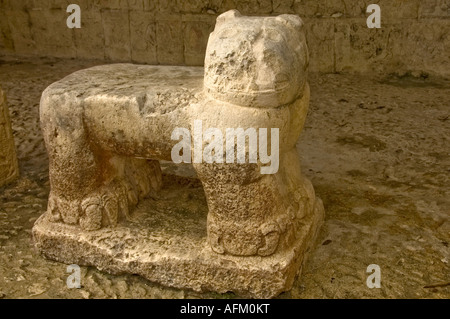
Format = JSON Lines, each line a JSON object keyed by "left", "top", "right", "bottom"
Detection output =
{"left": 33, "top": 181, "right": 323, "bottom": 298}
{"left": 33, "top": 11, "right": 324, "bottom": 298}
{"left": 0, "top": 0, "right": 448, "bottom": 77}
{"left": 204, "top": 10, "right": 308, "bottom": 108}
{"left": 0, "top": 86, "right": 18, "bottom": 187}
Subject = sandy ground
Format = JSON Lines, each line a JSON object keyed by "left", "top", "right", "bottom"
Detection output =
{"left": 0, "top": 55, "right": 448, "bottom": 299}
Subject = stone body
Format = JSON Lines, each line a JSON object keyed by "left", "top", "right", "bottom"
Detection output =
{"left": 0, "top": 86, "right": 18, "bottom": 187}
{"left": 33, "top": 10, "right": 324, "bottom": 297}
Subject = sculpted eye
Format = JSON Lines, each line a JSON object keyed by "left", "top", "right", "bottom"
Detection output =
{"left": 264, "top": 29, "right": 283, "bottom": 42}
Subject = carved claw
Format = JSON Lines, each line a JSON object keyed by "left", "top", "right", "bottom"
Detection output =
{"left": 125, "top": 184, "right": 139, "bottom": 208}
{"left": 80, "top": 196, "right": 103, "bottom": 231}
{"left": 102, "top": 194, "right": 118, "bottom": 226}
{"left": 47, "top": 194, "right": 61, "bottom": 222}
{"left": 124, "top": 159, "right": 161, "bottom": 201}
{"left": 117, "top": 181, "right": 130, "bottom": 219}
{"left": 257, "top": 222, "right": 280, "bottom": 256}
{"left": 53, "top": 159, "right": 161, "bottom": 231}
{"left": 208, "top": 226, "right": 225, "bottom": 254}
{"left": 47, "top": 194, "right": 79, "bottom": 224}
{"left": 79, "top": 187, "right": 120, "bottom": 231}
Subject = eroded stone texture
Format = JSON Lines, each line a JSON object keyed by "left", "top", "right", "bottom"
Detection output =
{"left": 1, "top": 1, "right": 448, "bottom": 77}
{"left": 0, "top": 86, "right": 18, "bottom": 187}
{"left": 204, "top": 10, "right": 308, "bottom": 108}
{"left": 33, "top": 10, "right": 324, "bottom": 298}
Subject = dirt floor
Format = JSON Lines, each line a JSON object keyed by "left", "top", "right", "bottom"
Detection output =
{"left": 0, "top": 55, "right": 448, "bottom": 299}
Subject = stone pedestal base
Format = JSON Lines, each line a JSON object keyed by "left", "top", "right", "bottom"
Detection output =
{"left": 33, "top": 175, "right": 323, "bottom": 298}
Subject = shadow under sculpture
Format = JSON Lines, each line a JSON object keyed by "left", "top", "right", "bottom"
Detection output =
{"left": 32, "top": 10, "right": 324, "bottom": 298}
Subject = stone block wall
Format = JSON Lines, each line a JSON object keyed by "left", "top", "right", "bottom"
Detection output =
{"left": 0, "top": 0, "right": 449, "bottom": 77}
{"left": 0, "top": 86, "right": 19, "bottom": 187}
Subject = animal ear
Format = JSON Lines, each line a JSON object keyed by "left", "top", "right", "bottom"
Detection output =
{"left": 216, "top": 9, "right": 241, "bottom": 26}
{"left": 275, "top": 14, "right": 304, "bottom": 33}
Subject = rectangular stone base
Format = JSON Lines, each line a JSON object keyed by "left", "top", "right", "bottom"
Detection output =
{"left": 32, "top": 175, "right": 323, "bottom": 298}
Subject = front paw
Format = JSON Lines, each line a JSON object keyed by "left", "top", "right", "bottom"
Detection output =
{"left": 46, "top": 193, "right": 80, "bottom": 225}
{"left": 79, "top": 182, "right": 127, "bottom": 231}
{"left": 257, "top": 222, "right": 280, "bottom": 256}
{"left": 208, "top": 224, "right": 225, "bottom": 254}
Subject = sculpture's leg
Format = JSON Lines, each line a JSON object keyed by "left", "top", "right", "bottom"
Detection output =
{"left": 194, "top": 161, "right": 283, "bottom": 257}
{"left": 194, "top": 148, "right": 320, "bottom": 257}
{"left": 40, "top": 91, "right": 161, "bottom": 230}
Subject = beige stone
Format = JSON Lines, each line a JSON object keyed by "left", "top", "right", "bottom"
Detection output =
{"left": 0, "top": 86, "right": 19, "bottom": 187}
{"left": 156, "top": 16, "right": 184, "bottom": 64}
{"left": 28, "top": 8, "right": 76, "bottom": 58}
{"left": 74, "top": 10, "right": 105, "bottom": 60}
{"left": 236, "top": 0, "right": 272, "bottom": 14}
{"left": 204, "top": 10, "right": 308, "bottom": 108}
{"left": 179, "top": 0, "right": 210, "bottom": 13}
{"left": 183, "top": 15, "right": 215, "bottom": 66}
{"left": 303, "top": 18, "right": 334, "bottom": 73}
{"left": 334, "top": 19, "right": 450, "bottom": 77}
{"left": 130, "top": 11, "right": 158, "bottom": 64}
{"left": 33, "top": 10, "right": 324, "bottom": 298}
{"left": 1, "top": 1, "right": 449, "bottom": 77}
{"left": 273, "top": 0, "right": 295, "bottom": 14}
{"left": 419, "top": 0, "right": 450, "bottom": 18}
{"left": 3, "top": 9, "right": 36, "bottom": 55}
{"left": 102, "top": 9, "right": 131, "bottom": 61}
{"left": 158, "top": 0, "right": 181, "bottom": 13}
{"left": 0, "top": 9, "right": 14, "bottom": 53}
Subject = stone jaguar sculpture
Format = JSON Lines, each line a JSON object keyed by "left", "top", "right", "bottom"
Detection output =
{"left": 36, "top": 10, "right": 323, "bottom": 259}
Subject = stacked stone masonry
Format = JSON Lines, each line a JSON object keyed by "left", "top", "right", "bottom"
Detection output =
{"left": 0, "top": 0, "right": 449, "bottom": 77}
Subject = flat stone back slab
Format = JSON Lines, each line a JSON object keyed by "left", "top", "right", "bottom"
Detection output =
{"left": 33, "top": 174, "right": 323, "bottom": 298}
{"left": 0, "top": 86, "right": 19, "bottom": 187}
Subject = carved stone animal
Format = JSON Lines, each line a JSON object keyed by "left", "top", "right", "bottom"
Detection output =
{"left": 38, "top": 10, "right": 323, "bottom": 257}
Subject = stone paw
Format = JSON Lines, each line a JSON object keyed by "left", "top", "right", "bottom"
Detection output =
{"left": 46, "top": 192, "right": 81, "bottom": 225}
{"left": 79, "top": 181, "right": 128, "bottom": 231}
{"left": 257, "top": 222, "right": 280, "bottom": 256}
{"left": 208, "top": 221, "right": 281, "bottom": 257}
{"left": 208, "top": 224, "right": 225, "bottom": 254}
{"left": 123, "top": 158, "right": 162, "bottom": 202}
{"left": 47, "top": 193, "right": 62, "bottom": 223}
{"left": 46, "top": 159, "right": 162, "bottom": 231}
